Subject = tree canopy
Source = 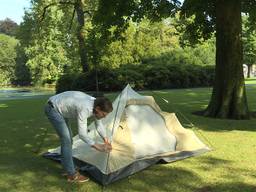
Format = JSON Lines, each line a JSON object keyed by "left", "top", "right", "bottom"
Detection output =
{"left": 4, "top": 0, "right": 256, "bottom": 119}
{"left": 0, "top": 34, "right": 18, "bottom": 85}
{"left": 0, "top": 18, "right": 18, "bottom": 37}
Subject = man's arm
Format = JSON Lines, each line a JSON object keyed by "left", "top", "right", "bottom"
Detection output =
{"left": 95, "top": 119, "right": 112, "bottom": 150}
{"left": 78, "top": 110, "right": 111, "bottom": 152}
{"left": 77, "top": 117, "right": 96, "bottom": 146}
{"left": 78, "top": 119, "right": 111, "bottom": 152}
{"left": 94, "top": 119, "right": 107, "bottom": 141}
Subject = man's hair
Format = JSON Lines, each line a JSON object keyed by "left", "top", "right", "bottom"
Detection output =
{"left": 93, "top": 97, "right": 113, "bottom": 113}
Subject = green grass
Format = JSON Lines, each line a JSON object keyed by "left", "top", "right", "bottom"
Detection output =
{"left": 0, "top": 86, "right": 256, "bottom": 192}
{"left": 245, "top": 78, "right": 256, "bottom": 85}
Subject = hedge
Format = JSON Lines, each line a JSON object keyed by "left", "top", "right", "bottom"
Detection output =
{"left": 56, "top": 64, "right": 215, "bottom": 93}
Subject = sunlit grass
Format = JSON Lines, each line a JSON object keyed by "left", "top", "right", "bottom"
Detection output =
{"left": 0, "top": 86, "right": 255, "bottom": 192}
{"left": 245, "top": 77, "right": 256, "bottom": 85}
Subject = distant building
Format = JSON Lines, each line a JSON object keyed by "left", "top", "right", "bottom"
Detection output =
{"left": 243, "top": 64, "right": 256, "bottom": 78}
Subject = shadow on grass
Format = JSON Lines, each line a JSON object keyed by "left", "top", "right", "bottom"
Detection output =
{"left": 99, "top": 157, "right": 255, "bottom": 192}
{"left": 251, "top": 111, "right": 256, "bottom": 118}
{"left": 245, "top": 78, "right": 256, "bottom": 81}
{"left": 196, "top": 183, "right": 256, "bottom": 192}
{"left": 1, "top": 139, "right": 255, "bottom": 191}
{"left": 2, "top": 132, "right": 252, "bottom": 192}
{"left": 144, "top": 88, "right": 256, "bottom": 132}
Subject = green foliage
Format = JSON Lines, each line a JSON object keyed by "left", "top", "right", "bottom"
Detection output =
{"left": 20, "top": 2, "right": 80, "bottom": 85}
{"left": 192, "top": 38, "right": 216, "bottom": 65}
{"left": 242, "top": 0, "right": 256, "bottom": 26}
{"left": 55, "top": 13, "right": 216, "bottom": 93}
{"left": 115, "top": 64, "right": 145, "bottom": 89}
{"left": 144, "top": 63, "right": 214, "bottom": 89}
{"left": 14, "top": 12, "right": 34, "bottom": 86}
{"left": 14, "top": 0, "right": 218, "bottom": 88}
{"left": 180, "top": 0, "right": 256, "bottom": 44}
{"left": 89, "top": 15, "right": 215, "bottom": 70}
{"left": 12, "top": 0, "right": 85, "bottom": 86}
{"left": 14, "top": 44, "right": 32, "bottom": 86}
{"left": 0, "top": 34, "right": 18, "bottom": 86}
{"left": 180, "top": 0, "right": 216, "bottom": 43}
{"left": 56, "top": 63, "right": 215, "bottom": 93}
{"left": 142, "top": 41, "right": 215, "bottom": 67}
{"left": 242, "top": 16, "right": 256, "bottom": 67}
{"left": 55, "top": 73, "right": 77, "bottom": 93}
{"left": 100, "top": 19, "right": 180, "bottom": 68}
{"left": 93, "top": 0, "right": 181, "bottom": 37}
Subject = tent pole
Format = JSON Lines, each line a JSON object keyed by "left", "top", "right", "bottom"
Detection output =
{"left": 104, "top": 92, "right": 123, "bottom": 174}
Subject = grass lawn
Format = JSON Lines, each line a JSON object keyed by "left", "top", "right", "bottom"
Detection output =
{"left": 245, "top": 78, "right": 256, "bottom": 85}
{"left": 0, "top": 86, "right": 256, "bottom": 192}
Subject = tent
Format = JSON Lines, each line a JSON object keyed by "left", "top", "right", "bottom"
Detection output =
{"left": 44, "top": 84, "right": 210, "bottom": 185}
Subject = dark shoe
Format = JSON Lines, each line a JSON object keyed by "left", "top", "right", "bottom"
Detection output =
{"left": 67, "top": 172, "right": 89, "bottom": 183}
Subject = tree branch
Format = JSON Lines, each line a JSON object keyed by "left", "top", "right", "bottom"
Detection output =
{"left": 40, "top": 1, "right": 75, "bottom": 22}
{"left": 68, "top": 6, "right": 76, "bottom": 31}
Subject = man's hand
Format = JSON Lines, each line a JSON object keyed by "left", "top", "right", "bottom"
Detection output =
{"left": 92, "top": 143, "right": 112, "bottom": 152}
{"left": 104, "top": 138, "right": 110, "bottom": 144}
{"left": 104, "top": 138, "right": 112, "bottom": 151}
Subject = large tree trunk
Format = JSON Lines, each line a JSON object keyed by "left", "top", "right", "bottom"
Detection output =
{"left": 204, "top": 0, "right": 250, "bottom": 119}
{"left": 75, "top": 0, "right": 88, "bottom": 72}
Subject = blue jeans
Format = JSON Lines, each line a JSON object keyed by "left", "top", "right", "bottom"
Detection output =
{"left": 44, "top": 104, "right": 76, "bottom": 176}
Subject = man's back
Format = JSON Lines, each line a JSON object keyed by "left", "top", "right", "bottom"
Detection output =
{"left": 49, "top": 91, "right": 95, "bottom": 119}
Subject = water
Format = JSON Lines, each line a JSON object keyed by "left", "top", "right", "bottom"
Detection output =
{"left": 0, "top": 89, "right": 54, "bottom": 100}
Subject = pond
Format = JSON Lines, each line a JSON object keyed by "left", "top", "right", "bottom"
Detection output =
{"left": 0, "top": 88, "right": 54, "bottom": 100}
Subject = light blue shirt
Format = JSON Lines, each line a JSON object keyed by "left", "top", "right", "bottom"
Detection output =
{"left": 49, "top": 91, "right": 106, "bottom": 146}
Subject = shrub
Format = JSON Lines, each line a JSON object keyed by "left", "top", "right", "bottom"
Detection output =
{"left": 56, "top": 64, "right": 215, "bottom": 93}
{"left": 55, "top": 73, "right": 76, "bottom": 93}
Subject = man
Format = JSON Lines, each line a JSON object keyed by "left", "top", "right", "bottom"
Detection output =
{"left": 44, "top": 91, "right": 113, "bottom": 183}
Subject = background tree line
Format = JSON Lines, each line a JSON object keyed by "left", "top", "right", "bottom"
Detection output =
{"left": 1, "top": 0, "right": 256, "bottom": 119}
{"left": 1, "top": 2, "right": 217, "bottom": 87}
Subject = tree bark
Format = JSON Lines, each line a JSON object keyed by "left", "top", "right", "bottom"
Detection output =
{"left": 204, "top": 0, "right": 250, "bottom": 119}
{"left": 75, "top": 0, "right": 88, "bottom": 72}
{"left": 247, "top": 64, "right": 251, "bottom": 78}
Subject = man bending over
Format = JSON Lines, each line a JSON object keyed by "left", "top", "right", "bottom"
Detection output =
{"left": 45, "top": 91, "right": 113, "bottom": 183}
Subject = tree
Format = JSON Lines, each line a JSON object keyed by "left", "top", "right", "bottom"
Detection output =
{"left": 94, "top": 0, "right": 256, "bottom": 119}
{"left": 16, "top": 0, "right": 78, "bottom": 85}
{"left": 73, "top": 0, "right": 88, "bottom": 72}
{"left": 242, "top": 16, "right": 256, "bottom": 78}
{"left": 0, "top": 34, "right": 18, "bottom": 86}
{"left": 99, "top": 19, "right": 180, "bottom": 68}
{"left": 25, "top": 4, "right": 72, "bottom": 85}
{"left": 0, "top": 18, "right": 18, "bottom": 37}
{"left": 93, "top": 0, "right": 179, "bottom": 36}
{"left": 14, "top": 11, "right": 35, "bottom": 86}
{"left": 181, "top": 0, "right": 256, "bottom": 119}
{"left": 39, "top": 0, "right": 98, "bottom": 73}
{"left": 206, "top": 0, "right": 248, "bottom": 119}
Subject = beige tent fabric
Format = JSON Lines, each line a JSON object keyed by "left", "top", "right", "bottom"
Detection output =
{"left": 161, "top": 112, "right": 208, "bottom": 151}
{"left": 107, "top": 114, "right": 135, "bottom": 173}
{"left": 126, "top": 96, "right": 162, "bottom": 113}
{"left": 104, "top": 97, "right": 208, "bottom": 172}
{"left": 49, "top": 133, "right": 110, "bottom": 173}
{"left": 126, "top": 105, "right": 177, "bottom": 158}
